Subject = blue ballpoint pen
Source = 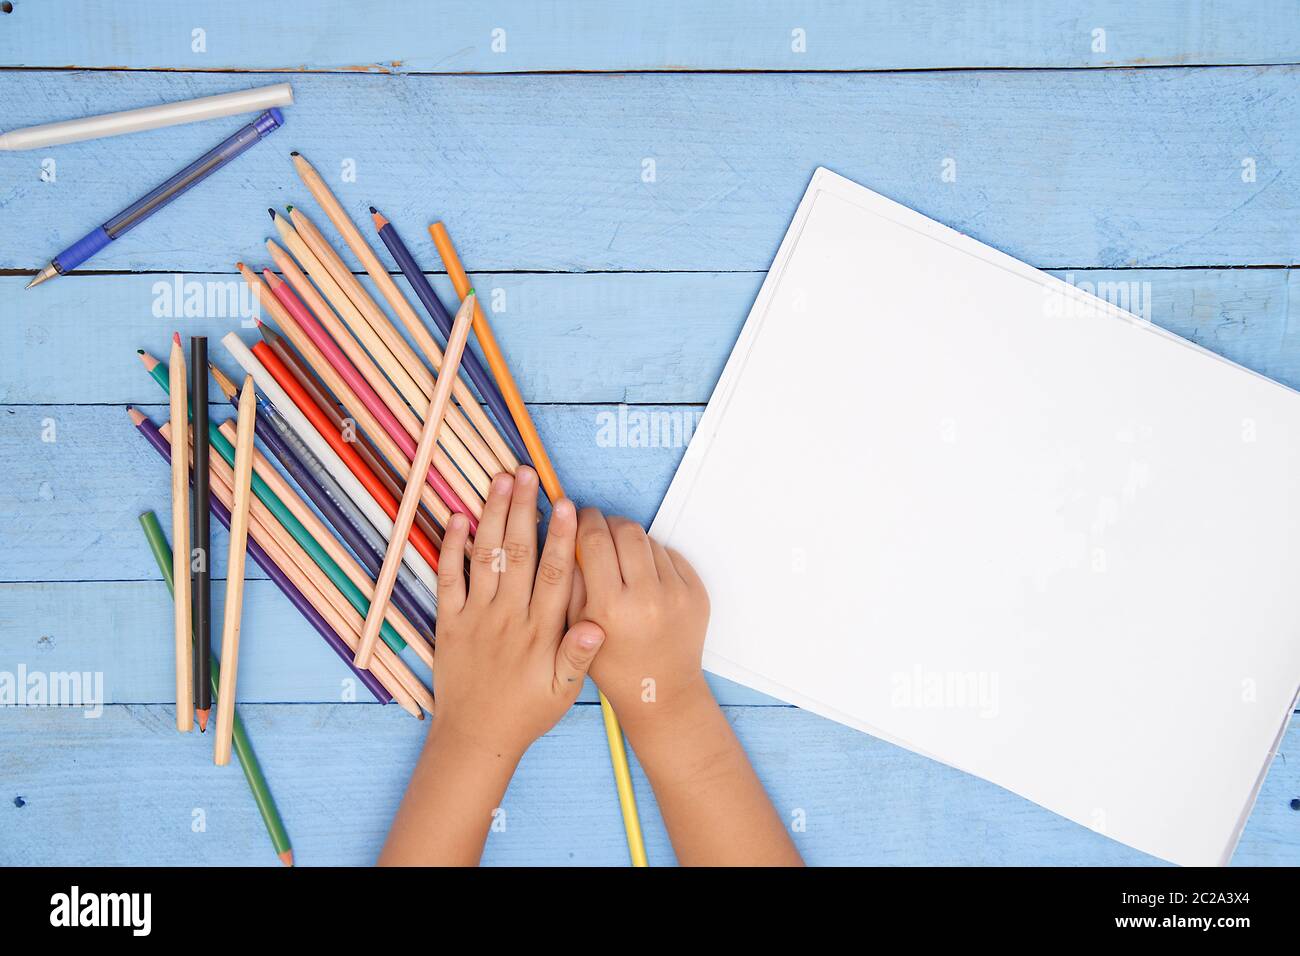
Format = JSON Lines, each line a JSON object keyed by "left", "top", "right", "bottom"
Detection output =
{"left": 25, "top": 108, "right": 284, "bottom": 289}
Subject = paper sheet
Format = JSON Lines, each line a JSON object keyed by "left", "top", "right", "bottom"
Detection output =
{"left": 650, "top": 168, "right": 1300, "bottom": 866}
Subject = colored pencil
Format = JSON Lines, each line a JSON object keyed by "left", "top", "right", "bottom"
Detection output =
{"left": 168, "top": 332, "right": 194, "bottom": 732}
{"left": 191, "top": 335, "right": 212, "bottom": 732}
{"left": 284, "top": 208, "right": 499, "bottom": 495}
{"left": 371, "top": 208, "right": 532, "bottom": 465}
{"left": 261, "top": 241, "right": 479, "bottom": 522}
{"left": 199, "top": 361, "right": 429, "bottom": 659}
{"left": 137, "top": 506, "right": 294, "bottom": 866}
{"left": 217, "top": 354, "right": 440, "bottom": 628}
{"left": 264, "top": 263, "right": 485, "bottom": 518}
{"left": 198, "top": 427, "right": 433, "bottom": 716}
{"left": 130, "top": 407, "right": 390, "bottom": 705}
{"left": 357, "top": 292, "right": 475, "bottom": 668}
{"left": 428, "top": 222, "right": 649, "bottom": 867}
{"left": 160, "top": 420, "right": 424, "bottom": 719}
{"left": 219, "top": 332, "right": 441, "bottom": 595}
{"left": 139, "top": 349, "right": 407, "bottom": 691}
{"left": 222, "top": 407, "right": 438, "bottom": 637}
{"left": 289, "top": 151, "right": 518, "bottom": 474}
{"left": 267, "top": 227, "right": 489, "bottom": 509}
{"left": 240, "top": 261, "right": 463, "bottom": 532}
{"left": 214, "top": 406, "right": 436, "bottom": 658}
{"left": 428, "top": 223, "right": 563, "bottom": 502}
{"left": 214, "top": 376, "right": 257, "bottom": 765}
{"left": 257, "top": 321, "right": 442, "bottom": 552}
{"left": 144, "top": 351, "right": 426, "bottom": 658}
{"left": 212, "top": 364, "right": 439, "bottom": 633}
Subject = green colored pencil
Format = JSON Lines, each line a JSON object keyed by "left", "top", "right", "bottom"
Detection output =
{"left": 139, "top": 510, "right": 294, "bottom": 866}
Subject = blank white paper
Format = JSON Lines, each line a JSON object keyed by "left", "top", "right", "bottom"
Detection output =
{"left": 650, "top": 168, "right": 1300, "bottom": 866}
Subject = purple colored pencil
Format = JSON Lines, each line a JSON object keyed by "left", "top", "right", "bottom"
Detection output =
{"left": 130, "top": 409, "right": 391, "bottom": 704}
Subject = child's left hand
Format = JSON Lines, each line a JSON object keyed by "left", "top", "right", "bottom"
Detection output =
{"left": 431, "top": 466, "right": 606, "bottom": 762}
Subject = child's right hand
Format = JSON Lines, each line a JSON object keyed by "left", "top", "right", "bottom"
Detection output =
{"left": 568, "top": 510, "right": 710, "bottom": 725}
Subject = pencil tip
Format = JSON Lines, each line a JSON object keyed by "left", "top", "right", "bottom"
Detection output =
{"left": 290, "top": 150, "right": 300, "bottom": 157}
{"left": 172, "top": 331, "right": 182, "bottom": 346}
{"left": 368, "top": 205, "right": 377, "bottom": 213}
{"left": 267, "top": 208, "right": 277, "bottom": 220}
{"left": 278, "top": 849, "right": 295, "bottom": 866}
{"left": 235, "top": 261, "right": 245, "bottom": 271}
{"left": 137, "top": 350, "right": 159, "bottom": 370}
{"left": 196, "top": 708, "right": 210, "bottom": 732}
{"left": 285, "top": 204, "right": 294, "bottom": 213}
{"left": 126, "top": 406, "right": 146, "bottom": 425}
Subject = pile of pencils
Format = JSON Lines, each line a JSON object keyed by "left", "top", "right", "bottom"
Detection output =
{"left": 131, "top": 153, "right": 649, "bottom": 866}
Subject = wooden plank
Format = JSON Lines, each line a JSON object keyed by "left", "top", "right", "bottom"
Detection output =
{"left": 0, "top": 580, "right": 774, "bottom": 706}
{"left": 4, "top": 1, "right": 1298, "bottom": 72}
{"left": 1, "top": 70, "right": 1296, "bottom": 271}
{"left": 0, "top": 403, "right": 692, "bottom": 582}
{"left": 1, "top": 704, "right": 1296, "bottom": 865}
{"left": 3, "top": 268, "right": 1296, "bottom": 405}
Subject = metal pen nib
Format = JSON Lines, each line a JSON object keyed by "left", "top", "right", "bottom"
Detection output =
{"left": 25, "top": 263, "right": 59, "bottom": 290}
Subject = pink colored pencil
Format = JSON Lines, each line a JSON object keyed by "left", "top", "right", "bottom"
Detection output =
{"left": 263, "top": 268, "right": 477, "bottom": 530}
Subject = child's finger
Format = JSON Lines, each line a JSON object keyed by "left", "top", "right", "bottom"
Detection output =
{"left": 576, "top": 508, "right": 623, "bottom": 595}
{"left": 530, "top": 497, "right": 577, "bottom": 634}
{"left": 608, "top": 516, "right": 656, "bottom": 586}
{"left": 498, "top": 466, "right": 541, "bottom": 605}
{"left": 553, "top": 620, "right": 605, "bottom": 697}
{"left": 436, "top": 512, "right": 471, "bottom": 616}
{"left": 649, "top": 536, "right": 680, "bottom": 585}
{"left": 667, "top": 546, "right": 705, "bottom": 595}
{"left": 567, "top": 566, "right": 587, "bottom": 627}
{"left": 468, "top": 472, "right": 514, "bottom": 605}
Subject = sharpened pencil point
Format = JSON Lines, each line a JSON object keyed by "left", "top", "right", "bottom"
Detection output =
{"left": 267, "top": 208, "right": 277, "bottom": 219}
{"left": 137, "top": 350, "right": 160, "bottom": 371}
{"left": 172, "top": 331, "right": 182, "bottom": 347}
{"left": 127, "top": 406, "right": 146, "bottom": 426}
{"left": 368, "top": 206, "right": 377, "bottom": 214}
{"left": 290, "top": 151, "right": 300, "bottom": 157}
{"left": 285, "top": 205, "right": 294, "bottom": 213}
{"left": 279, "top": 849, "right": 295, "bottom": 866}
{"left": 196, "top": 708, "right": 210, "bottom": 732}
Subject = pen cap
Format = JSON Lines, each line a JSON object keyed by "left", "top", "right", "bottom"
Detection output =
{"left": 254, "top": 109, "right": 285, "bottom": 137}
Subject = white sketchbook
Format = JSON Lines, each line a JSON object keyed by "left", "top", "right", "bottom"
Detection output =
{"left": 650, "top": 168, "right": 1300, "bottom": 866}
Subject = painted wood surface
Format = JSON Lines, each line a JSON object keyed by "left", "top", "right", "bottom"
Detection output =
{"left": 4, "top": 268, "right": 1299, "bottom": 404}
{"left": 3, "top": 6, "right": 1299, "bottom": 867}
{"left": 4, "top": 1, "right": 1299, "bottom": 73}
{"left": 1, "top": 69, "right": 1297, "bottom": 272}
{"left": 3, "top": 704, "right": 1297, "bottom": 866}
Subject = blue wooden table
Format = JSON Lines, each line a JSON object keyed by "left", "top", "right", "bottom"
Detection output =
{"left": 1, "top": 2, "right": 1298, "bottom": 866}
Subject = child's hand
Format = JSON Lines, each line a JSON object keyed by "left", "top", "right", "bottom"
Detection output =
{"left": 432, "top": 468, "right": 606, "bottom": 761}
{"left": 568, "top": 510, "right": 710, "bottom": 726}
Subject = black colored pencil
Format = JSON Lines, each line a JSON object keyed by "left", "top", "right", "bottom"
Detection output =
{"left": 191, "top": 335, "right": 212, "bottom": 730}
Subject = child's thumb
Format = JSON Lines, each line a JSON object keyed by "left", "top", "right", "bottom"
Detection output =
{"left": 555, "top": 620, "right": 605, "bottom": 693}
